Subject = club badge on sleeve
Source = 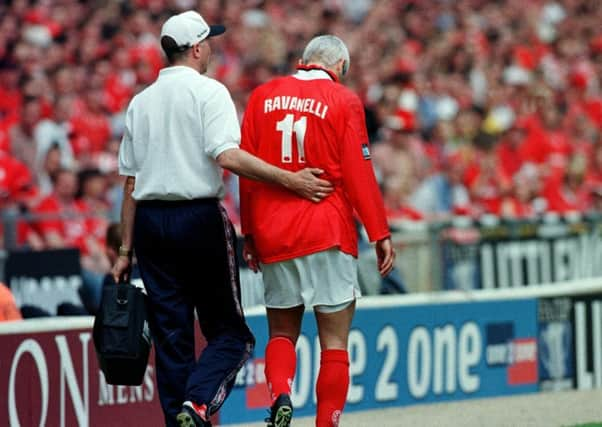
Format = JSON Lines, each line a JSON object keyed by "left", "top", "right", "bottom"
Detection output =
{"left": 361, "top": 143, "right": 371, "bottom": 160}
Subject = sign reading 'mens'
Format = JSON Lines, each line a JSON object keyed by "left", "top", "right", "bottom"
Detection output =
{"left": 0, "top": 319, "right": 162, "bottom": 427}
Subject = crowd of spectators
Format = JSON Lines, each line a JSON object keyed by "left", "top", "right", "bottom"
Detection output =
{"left": 1, "top": 0, "right": 602, "bottom": 264}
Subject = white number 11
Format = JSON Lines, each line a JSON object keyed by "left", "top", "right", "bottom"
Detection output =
{"left": 276, "top": 114, "right": 307, "bottom": 163}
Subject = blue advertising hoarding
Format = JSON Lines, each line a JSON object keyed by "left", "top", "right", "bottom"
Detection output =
{"left": 218, "top": 298, "right": 538, "bottom": 425}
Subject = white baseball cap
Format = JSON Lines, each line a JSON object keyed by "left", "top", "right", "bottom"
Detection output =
{"left": 160, "top": 11, "right": 225, "bottom": 49}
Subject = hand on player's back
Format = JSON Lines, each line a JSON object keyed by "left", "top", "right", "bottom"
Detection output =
{"left": 288, "top": 168, "right": 334, "bottom": 203}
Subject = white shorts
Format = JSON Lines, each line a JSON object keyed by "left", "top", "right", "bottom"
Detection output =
{"left": 261, "top": 248, "right": 361, "bottom": 312}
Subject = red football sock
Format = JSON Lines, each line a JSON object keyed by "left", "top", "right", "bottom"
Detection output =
{"left": 264, "top": 336, "right": 296, "bottom": 404}
{"left": 316, "top": 349, "right": 349, "bottom": 427}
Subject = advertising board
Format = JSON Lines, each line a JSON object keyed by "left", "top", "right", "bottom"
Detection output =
{"left": 441, "top": 217, "right": 602, "bottom": 290}
{"left": 4, "top": 280, "right": 601, "bottom": 426}
{"left": 5, "top": 249, "right": 82, "bottom": 314}
{"left": 0, "top": 319, "right": 162, "bottom": 427}
{"left": 220, "top": 299, "right": 538, "bottom": 425}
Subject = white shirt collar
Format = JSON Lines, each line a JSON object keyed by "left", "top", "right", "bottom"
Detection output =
{"left": 159, "top": 65, "right": 199, "bottom": 76}
{"left": 292, "top": 68, "right": 333, "bottom": 81}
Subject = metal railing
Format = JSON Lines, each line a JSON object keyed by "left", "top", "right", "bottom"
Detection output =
{"left": 4, "top": 207, "right": 602, "bottom": 294}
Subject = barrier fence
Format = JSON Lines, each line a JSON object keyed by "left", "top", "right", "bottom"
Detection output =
{"left": 4, "top": 212, "right": 602, "bottom": 312}
{"left": 389, "top": 212, "right": 602, "bottom": 292}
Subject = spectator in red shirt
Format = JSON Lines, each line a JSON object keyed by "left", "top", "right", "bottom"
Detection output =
{"left": 33, "top": 167, "right": 110, "bottom": 295}
{"left": 0, "top": 63, "right": 22, "bottom": 146}
{"left": 585, "top": 142, "right": 602, "bottom": 190}
{"left": 76, "top": 167, "right": 110, "bottom": 249}
{"left": 540, "top": 106, "right": 572, "bottom": 176}
{"left": 466, "top": 149, "right": 511, "bottom": 215}
{"left": 104, "top": 50, "right": 136, "bottom": 114}
{"left": 517, "top": 113, "right": 549, "bottom": 166}
{"left": 33, "top": 168, "right": 89, "bottom": 251}
{"left": 543, "top": 154, "right": 591, "bottom": 213}
{"left": 0, "top": 152, "right": 29, "bottom": 203}
{"left": 70, "top": 87, "right": 111, "bottom": 159}
{"left": 499, "top": 164, "right": 545, "bottom": 219}
{"left": 0, "top": 151, "right": 43, "bottom": 249}
{"left": 496, "top": 124, "right": 525, "bottom": 180}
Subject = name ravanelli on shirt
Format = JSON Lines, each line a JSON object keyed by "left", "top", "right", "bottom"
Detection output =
{"left": 264, "top": 96, "right": 328, "bottom": 119}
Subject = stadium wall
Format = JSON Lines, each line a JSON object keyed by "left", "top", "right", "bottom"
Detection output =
{"left": 1, "top": 279, "right": 602, "bottom": 426}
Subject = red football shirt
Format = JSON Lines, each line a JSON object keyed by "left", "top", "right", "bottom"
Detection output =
{"left": 240, "top": 66, "right": 390, "bottom": 263}
{"left": 33, "top": 195, "right": 89, "bottom": 253}
{"left": 70, "top": 111, "right": 111, "bottom": 157}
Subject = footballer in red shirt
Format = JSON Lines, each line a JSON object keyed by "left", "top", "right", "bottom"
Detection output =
{"left": 240, "top": 35, "right": 394, "bottom": 427}
{"left": 240, "top": 68, "right": 390, "bottom": 263}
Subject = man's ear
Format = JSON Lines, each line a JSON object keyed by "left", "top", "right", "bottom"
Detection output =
{"left": 192, "top": 42, "right": 202, "bottom": 59}
{"left": 341, "top": 59, "right": 349, "bottom": 76}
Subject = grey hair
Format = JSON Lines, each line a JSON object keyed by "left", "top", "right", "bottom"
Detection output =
{"left": 302, "top": 35, "right": 350, "bottom": 70}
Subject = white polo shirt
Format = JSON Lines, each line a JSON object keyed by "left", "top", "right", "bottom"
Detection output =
{"left": 118, "top": 66, "right": 240, "bottom": 201}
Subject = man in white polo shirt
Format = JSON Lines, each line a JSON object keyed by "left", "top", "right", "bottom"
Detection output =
{"left": 111, "top": 11, "right": 333, "bottom": 427}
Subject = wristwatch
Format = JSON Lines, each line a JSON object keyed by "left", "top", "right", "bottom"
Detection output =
{"left": 118, "top": 245, "right": 133, "bottom": 258}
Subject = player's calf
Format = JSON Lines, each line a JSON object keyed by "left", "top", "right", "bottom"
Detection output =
{"left": 316, "top": 349, "right": 349, "bottom": 427}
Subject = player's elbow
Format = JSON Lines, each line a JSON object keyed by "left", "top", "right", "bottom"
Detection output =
{"left": 216, "top": 148, "right": 241, "bottom": 172}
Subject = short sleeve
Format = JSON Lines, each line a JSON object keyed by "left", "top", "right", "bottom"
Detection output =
{"left": 118, "top": 100, "right": 137, "bottom": 177}
{"left": 202, "top": 83, "right": 241, "bottom": 159}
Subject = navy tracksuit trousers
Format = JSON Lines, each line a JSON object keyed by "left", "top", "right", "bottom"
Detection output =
{"left": 133, "top": 199, "right": 255, "bottom": 426}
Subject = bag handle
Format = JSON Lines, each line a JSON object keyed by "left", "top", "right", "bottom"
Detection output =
{"left": 116, "top": 282, "right": 129, "bottom": 306}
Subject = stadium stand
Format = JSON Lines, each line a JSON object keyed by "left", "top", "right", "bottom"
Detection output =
{"left": 1, "top": 0, "right": 602, "bottom": 309}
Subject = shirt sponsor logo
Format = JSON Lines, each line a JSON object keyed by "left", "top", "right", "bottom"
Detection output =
{"left": 486, "top": 322, "right": 538, "bottom": 385}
